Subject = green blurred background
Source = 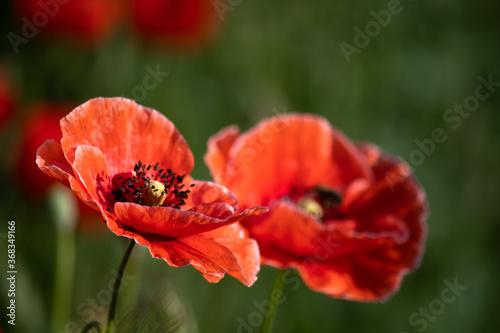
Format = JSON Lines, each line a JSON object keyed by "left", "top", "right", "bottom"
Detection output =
{"left": 1, "top": 0, "right": 499, "bottom": 332}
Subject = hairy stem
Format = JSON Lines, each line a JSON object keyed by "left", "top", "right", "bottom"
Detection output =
{"left": 106, "top": 239, "right": 135, "bottom": 333}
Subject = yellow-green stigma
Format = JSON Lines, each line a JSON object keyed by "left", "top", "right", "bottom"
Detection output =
{"left": 144, "top": 180, "right": 167, "bottom": 206}
{"left": 115, "top": 161, "right": 193, "bottom": 209}
{"left": 298, "top": 197, "right": 324, "bottom": 220}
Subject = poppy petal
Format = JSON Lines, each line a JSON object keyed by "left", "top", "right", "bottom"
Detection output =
{"left": 132, "top": 227, "right": 259, "bottom": 286}
{"left": 204, "top": 125, "right": 240, "bottom": 184}
{"left": 36, "top": 139, "right": 74, "bottom": 181}
{"left": 297, "top": 263, "right": 399, "bottom": 302}
{"left": 348, "top": 144, "right": 427, "bottom": 269}
{"left": 184, "top": 180, "right": 238, "bottom": 211}
{"left": 60, "top": 98, "right": 194, "bottom": 178}
{"left": 37, "top": 139, "right": 102, "bottom": 212}
{"left": 354, "top": 143, "right": 427, "bottom": 222}
{"left": 220, "top": 114, "right": 372, "bottom": 207}
{"left": 114, "top": 202, "right": 267, "bottom": 239}
{"left": 244, "top": 200, "right": 324, "bottom": 262}
{"left": 72, "top": 145, "right": 115, "bottom": 211}
{"left": 296, "top": 225, "right": 409, "bottom": 302}
{"left": 208, "top": 226, "right": 260, "bottom": 287}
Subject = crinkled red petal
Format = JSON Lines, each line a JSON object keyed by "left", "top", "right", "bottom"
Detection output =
{"left": 115, "top": 202, "right": 267, "bottom": 239}
{"left": 60, "top": 98, "right": 194, "bottom": 180}
{"left": 207, "top": 114, "right": 372, "bottom": 208}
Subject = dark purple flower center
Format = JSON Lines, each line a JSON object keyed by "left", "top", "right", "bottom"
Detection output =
{"left": 295, "top": 185, "right": 343, "bottom": 221}
{"left": 114, "top": 161, "right": 193, "bottom": 208}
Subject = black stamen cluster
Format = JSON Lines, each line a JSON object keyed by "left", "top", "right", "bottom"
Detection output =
{"left": 117, "top": 161, "right": 194, "bottom": 209}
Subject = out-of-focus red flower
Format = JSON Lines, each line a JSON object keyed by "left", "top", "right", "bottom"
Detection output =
{"left": 205, "top": 114, "right": 428, "bottom": 301}
{"left": 15, "top": 0, "right": 123, "bottom": 46}
{"left": 0, "top": 63, "right": 16, "bottom": 130}
{"left": 37, "top": 97, "right": 267, "bottom": 285}
{"left": 130, "top": 0, "right": 220, "bottom": 50}
{"left": 17, "top": 103, "right": 71, "bottom": 193}
{"left": 16, "top": 103, "right": 102, "bottom": 231}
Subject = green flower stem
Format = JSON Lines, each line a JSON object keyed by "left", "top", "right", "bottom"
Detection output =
{"left": 82, "top": 321, "right": 104, "bottom": 333}
{"left": 106, "top": 239, "right": 136, "bottom": 333}
{"left": 49, "top": 185, "right": 77, "bottom": 332}
{"left": 259, "top": 269, "right": 287, "bottom": 333}
{"left": 52, "top": 228, "right": 75, "bottom": 331}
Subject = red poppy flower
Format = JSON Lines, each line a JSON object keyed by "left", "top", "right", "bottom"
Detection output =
{"left": 130, "top": 0, "right": 220, "bottom": 50}
{"left": 36, "top": 97, "right": 267, "bottom": 286}
{"left": 17, "top": 103, "right": 70, "bottom": 193}
{"left": 15, "top": 0, "right": 123, "bottom": 46}
{"left": 205, "top": 114, "right": 428, "bottom": 301}
{"left": 16, "top": 103, "right": 101, "bottom": 231}
{"left": 0, "top": 63, "right": 16, "bottom": 130}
